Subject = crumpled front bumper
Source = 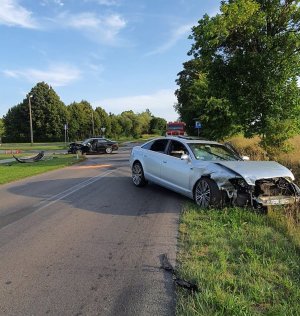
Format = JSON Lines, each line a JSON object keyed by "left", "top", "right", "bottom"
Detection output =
{"left": 256, "top": 182, "right": 300, "bottom": 206}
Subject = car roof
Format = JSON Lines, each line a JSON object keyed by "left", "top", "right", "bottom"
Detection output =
{"left": 163, "top": 136, "right": 221, "bottom": 145}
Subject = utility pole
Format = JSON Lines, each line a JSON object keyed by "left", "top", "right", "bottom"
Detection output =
{"left": 64, "top": 123, "right": 68, "bottom": 145}
{"left": 28, "top": 95, "right": 33, "bottom": 146}
{"left": 91, "top": 110, "right": 95, "bottom": 136}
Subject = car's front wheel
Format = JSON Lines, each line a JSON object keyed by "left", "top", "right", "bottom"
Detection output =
{"left": 194, "top": 178, "right": 221, "bottom": 208}
{"left": 132, "top": 162, "right": 147, "bottom": 187}
{"left": 105, "top": 146, "right": 113, "bottom": 154}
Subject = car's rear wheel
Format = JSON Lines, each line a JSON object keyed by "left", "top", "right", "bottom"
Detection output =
{"left": 132, "top": 162, "right": 147, "bottom": 187}
{"left": 194, "top": 178, "right": 221, "bottom": 208}
{"left": 105, "top": 146, "right": 113, "bottom": 154}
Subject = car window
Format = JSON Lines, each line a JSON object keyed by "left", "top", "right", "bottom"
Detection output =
{"left": 167, "top": 140, "right": 188, "bottom": 158}
{"left": 188, "top": 143, "right": 239, "bottom": 161}
{"left": 141, "top": 140, "right": 154, "bottom": 150}
{"left": 150, "top": 139, "right": 169, "bottom": 153}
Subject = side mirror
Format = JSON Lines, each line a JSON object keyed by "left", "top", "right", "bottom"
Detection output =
{"left": 242, "top": 156, "right": 250, "bottom": 161}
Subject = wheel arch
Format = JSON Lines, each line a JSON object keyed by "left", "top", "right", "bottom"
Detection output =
{"left": 132, "top": 159, "right": 143, "bottom": 168}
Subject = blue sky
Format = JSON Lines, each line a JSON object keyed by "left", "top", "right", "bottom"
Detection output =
{"left": 0, "top": 0, "right": 220, "bottom": 121}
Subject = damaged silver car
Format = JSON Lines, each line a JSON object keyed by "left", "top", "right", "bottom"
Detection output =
{"left": 129, "top": 136, "right": 300, "bottom": 209}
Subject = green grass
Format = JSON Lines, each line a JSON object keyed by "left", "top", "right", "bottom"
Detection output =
{"left": 0, "top": 142, "right": 67, "bottom": 151}
{"left": 176, "top": 206, "right": 300, "bottom": 316}
{"left": 0, "top": 154, "right": 84, "bottom": 184}
{"left": 0, "top": 153, "right": 30, "bottom": 160}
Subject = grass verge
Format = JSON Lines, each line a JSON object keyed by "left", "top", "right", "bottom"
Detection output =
{"left": 176, "top": 205, "right": 300, "bottom": 316}
{"left": 0, "top": 153, "right": 29, "bottom": 160}
{"left": 0, "top": 142, "right": 67, "bottom": 151}
{"left": 0, "top": 154, "right": 84, "bottom": 185}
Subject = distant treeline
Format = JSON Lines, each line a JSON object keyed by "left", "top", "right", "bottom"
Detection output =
{"left": 1, "top": 82, "right": 167, "bottom": 142}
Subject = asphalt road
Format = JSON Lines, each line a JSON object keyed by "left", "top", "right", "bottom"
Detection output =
{"left": 0, "top": 145, "right": 184, "bottom": 316}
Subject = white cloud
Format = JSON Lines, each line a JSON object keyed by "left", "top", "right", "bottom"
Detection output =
{"left": 3, "top": 64, "right": 81, "bottom": 87}
{"left": 0, "top": 0, "right": 38, "bottom": 28}
{"left": 54, "top": 0, "right": 64, "bottom": 6}
{"left": 84, "top": 0, "right": 119, "bottom": 5}
{"left": 93, "top": 89, "right": 179, "bottom": 121}
{"left": 58, "top": 11, "right": 126, "bottom": 43}
{"left": 40, "top": 0, "right": 64, "bottom": 6}
{"left": 146, "top": 23, "right": 193, "bottom": 56}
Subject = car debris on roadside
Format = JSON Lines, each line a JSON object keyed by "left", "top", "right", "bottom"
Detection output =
{"left": 160, "top": 253, "right": 199, "bottom": 293}
{"left": 13, "top": 151, "right": 45, "bottom": 163}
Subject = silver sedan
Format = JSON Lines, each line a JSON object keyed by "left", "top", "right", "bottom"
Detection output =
{"left": 129, "top": 136, "right": 300, "bottom": 209}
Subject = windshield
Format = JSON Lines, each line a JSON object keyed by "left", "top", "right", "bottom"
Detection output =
{"left": 188, "top": 143, "right": 240, "bottom": 161}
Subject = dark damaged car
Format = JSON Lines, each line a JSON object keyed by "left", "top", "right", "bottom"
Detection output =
{"left": 129, "top": 136, "right": 300, "bottom": 210}
{"left": 68, "top": 137, "right": 118, "bottom": 154}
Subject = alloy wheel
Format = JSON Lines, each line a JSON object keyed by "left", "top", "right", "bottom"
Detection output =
{"left": 195, "top": 179, "right": 211, "bottom": 207}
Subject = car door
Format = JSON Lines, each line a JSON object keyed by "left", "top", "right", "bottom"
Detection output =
{"left": 160, "top": 140, "right": 193, "bottom": 195}
{"left": 142, "top": 139, "right": 169, "bottom": 182}
{"left": 96, "top": 139, "right": 107, "bottom": 152}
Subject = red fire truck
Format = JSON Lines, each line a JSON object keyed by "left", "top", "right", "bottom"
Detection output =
{"left": 166, "top": 121, "right": 186, "bottom": 136}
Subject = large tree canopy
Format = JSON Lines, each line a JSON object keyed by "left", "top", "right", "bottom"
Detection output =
{"left": 3, "top": 82, "right": 67, "bottom": 142}
{"left": 176, "top": 0, "right": 300, "bottom": 149}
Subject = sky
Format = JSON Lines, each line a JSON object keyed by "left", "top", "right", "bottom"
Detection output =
{"left": 0, "top": 0, "right": 221, "bottom": 122}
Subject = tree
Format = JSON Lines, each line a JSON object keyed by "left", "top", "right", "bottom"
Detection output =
{"left": 67, "top": 100, "right": 94, "bottom": 140}
{"left": 0, "top": 118, "right": 5, "bottom": 141}
{"left": 2, "top": 104, "right": 27, "bottom": 142}
{"left": 109, "top": 114, "right": 122, "bottom": 138}
{"left": 138, "top": 110, "right": 152, "bottom": 134}
{"left": 3, "top": 82, "right": 67, "bottom": 142}
{"left": 175, "top": 59, "right": 240, "bottom": 139}
{"left": 149, "top": 116, "right": 167, "bottom": 135}
{"left": 32, "top": 82, "right": 68, "bottom": 141}
{"left": 176, "top": 0, "right": 300, "bottom": 149}
{"left": 95, "top": 106, "right": 111, "bottom": 137}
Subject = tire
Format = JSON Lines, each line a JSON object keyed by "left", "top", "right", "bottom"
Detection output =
{"left": 132, "top": 162, "right": 147, "bottom": 187}
{"left": 105, "top": 146, "right": 113, "bottom": 154}
{"left": 194, "top": 178, "right": 221, "bottom": 208}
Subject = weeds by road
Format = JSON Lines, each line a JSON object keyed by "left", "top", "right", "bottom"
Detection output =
{"left": 176, "top": 205, "right": 300, "bottom": 316}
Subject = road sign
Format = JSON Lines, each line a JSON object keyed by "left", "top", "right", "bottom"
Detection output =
{"left": 195, "top": 121, "right": 202, "bottom": 129}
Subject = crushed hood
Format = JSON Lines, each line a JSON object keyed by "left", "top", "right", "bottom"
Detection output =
{"left": 215, "top": 161, "right": 295, "bottom": 185}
